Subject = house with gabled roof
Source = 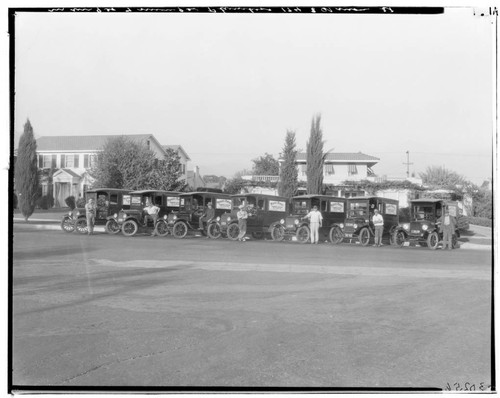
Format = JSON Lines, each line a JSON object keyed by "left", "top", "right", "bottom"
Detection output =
{"left": 34, "top": 134, "right": 189, "bottom": 207}
{"left": 293, "top": 152, "right": 380, "bottom": 184}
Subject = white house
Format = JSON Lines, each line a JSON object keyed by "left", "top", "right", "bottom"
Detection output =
{"left": 292, "top": 152, "right": 380, "bottom": 184}
{"left": 35, "top": 134, "right": 189, "bottom": 207}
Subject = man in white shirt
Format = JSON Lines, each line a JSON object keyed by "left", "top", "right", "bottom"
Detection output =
{"left": 143, "top": 200, "right": 160, "bottom": 236}
{"left": 304, "top": 205, "right": 323, "bottom": 244}
{"left": 237, "top": 204, "right": 248, "bottom": 242}
{"left": 372, "top": 209, "right": 384, "bottom": 247}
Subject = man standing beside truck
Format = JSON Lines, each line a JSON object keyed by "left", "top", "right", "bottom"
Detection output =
{"left": 438, "top": 207, "right": 457, "bottom": 250}
{"left": 372, "top": 208, "right": 384, "bottom": 247}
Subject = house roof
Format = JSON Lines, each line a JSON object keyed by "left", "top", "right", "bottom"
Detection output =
{"left": 36, "top": 134, "right": 159, "bottom": 152}
{"left": 162, "top": 145, "right": 191, "bottom": 161}
{"left": 295, "top": 152, "right": 379, "bottom": 164}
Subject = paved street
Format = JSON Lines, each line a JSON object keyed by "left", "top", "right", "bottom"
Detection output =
{"left": 12, "top": 225, "right": 492, "bottom": 390}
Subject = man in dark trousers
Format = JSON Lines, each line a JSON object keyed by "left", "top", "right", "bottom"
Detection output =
{"left": 438, "top": 207, "right": 457, "bottom": 250}
{"left": 199, "top": 202, "right": 215, "bottom": 233}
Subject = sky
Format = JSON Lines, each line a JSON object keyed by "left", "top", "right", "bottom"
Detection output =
{"left": 11, "top": 6, "right": 495, "bottom": 184}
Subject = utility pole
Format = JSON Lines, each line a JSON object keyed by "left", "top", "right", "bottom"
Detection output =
{"left": 403, "top": 150, "right": 413, "bottom": 178}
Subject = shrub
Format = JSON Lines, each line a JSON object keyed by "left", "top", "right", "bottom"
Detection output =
{"left": 76, "top": 198, "right": 86, "bottom": 208}
{"left": 456, "top": 215, "right": 470, "bottom": 231}
{"left": 36, "top": 195, "right": 54, "bottom": 210}
{"left": 462, "top": 216, "right": 492, "bottom": 228}
{"left": 65, "top": 196, "right": 76, "bottom": 210}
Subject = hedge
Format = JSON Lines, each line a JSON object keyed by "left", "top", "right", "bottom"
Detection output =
{"left": 463, "top": 216, "right": 492, "bottom": 228}
{"left": 35, "top": 194, "right": 54, "bottom": 210}
{"left": 76, "top": 198, "right": 86, "bottom": 208}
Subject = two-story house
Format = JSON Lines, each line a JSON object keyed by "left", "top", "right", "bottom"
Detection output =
{"left": 35, "top": 134, "right": 190, "bottom": 207}
{"left": 294, "top": 152, "right": 379, "bottom": 183}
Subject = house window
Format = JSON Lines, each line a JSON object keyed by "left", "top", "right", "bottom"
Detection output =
{"left": 60, "top": 155, "right": 66, "bottom": 168}
{"left": 181, "top": 164, "right": 186, "bottom": 174}
{"left": 300, "top": 164, "right": 307, "bottom": 176}
{"left": 348, "top": 164, "right": 358, "bottom": 176}
{"left": 84, "top": 154, "right": 89, "bottom": 168}
{"left": 66, "top": 155, "right": 74, "bottom": 168}
{"left": 42, "top": 155, "right": 52, "bottom": 169}
{"left": 74, "top": 154, "right": 79, "bottom": 168}
{"left": 90, "top": 154, "right": 97, "bottom": 168}
{"left": 42, "top": 184, "right": 48, "bottom": 196}
{"left": 325, "top": 164, "right": 335, "bottom": 175}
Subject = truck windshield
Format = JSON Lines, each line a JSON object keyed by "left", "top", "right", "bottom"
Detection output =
{"left": 293, "top": 200, "right": 310, "bottom": 215}
{"left": 348, "top": 202, "right": 368, "bottom": 217}
{"left": 412, "top": 205, "right": 435, "bottom": 221}
{"left": 232, "top": 196, "right": 257, "bottom": 211}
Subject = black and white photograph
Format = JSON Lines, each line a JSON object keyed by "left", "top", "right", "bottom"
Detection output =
{"left": 8, "top": 3, "right": 495, "bottom": 393}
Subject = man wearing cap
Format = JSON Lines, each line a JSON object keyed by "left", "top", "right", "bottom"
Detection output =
{"left": 372, "top": 209, "right": 384, "bottom": 247}
{"left": 438, "top": 207, "right": 457, "bottom": 250}
{"left": 237, "top": 204, "right": 248, "bottom": 242}
{"left": 199, "top": 202, "right": 215, "bottom": 233}
{"left": 303, "top": 205, "right": 323, "bottom": 244}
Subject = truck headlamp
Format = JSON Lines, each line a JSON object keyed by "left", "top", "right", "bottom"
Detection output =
{"left": 403, "top": 223, "right": 410, "bottom": 230}
{"left": 294, "top": 219, "right": 299, "bottom": 225}
{"left": 280, "top": 219, "right": 285, "bottom": 224}
{"left": 422, "top": 224, "right": 428, "bottom": 231}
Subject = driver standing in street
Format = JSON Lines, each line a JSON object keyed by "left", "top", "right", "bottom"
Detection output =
{"left": 85, "top": 198, "right": 96, "bottom": 236}
{"left": 199, "top": 202, "right": 215, "bottom": 233}
{"left": 372, "top": 209, "right": 384, "bottom": 247}
{"left": 438, "top": 207, "right": 457, "bottom": 250}
{"left": 303, "top": 205, "right": 323, "bottom": 244}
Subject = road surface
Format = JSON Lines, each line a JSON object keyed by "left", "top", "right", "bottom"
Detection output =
{"left": 12, "top": 225, "right": 493, "bottom": 391}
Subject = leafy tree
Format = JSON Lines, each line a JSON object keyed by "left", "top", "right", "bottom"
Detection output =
{"left": 204, "top": 175, "right": 227, "bottom": 190}
{"left": 146, "top": 147, "right": 188, "bottom": 192}
{"left": 223, "top": 178, "right": 249, "bottom": 194}
{"left": 278, "top": 130, "right": 298, "bottom": 198}
{"left": 306, "top": 114, "right": 324, "bottom": 194}
{"left": 15, "top": 119, "right": 39, "bottom": 221}
{"left": 233, "top": 168, "right": 253, "bottom": 179}
{"left": 90, "top": 136, "right": 155, "bottom": 189}
{"left": 419, "top": 166, "right": 466, "bottom": 189}
{"left": 252, "top": 153, "right": 279, "bottom": 175}
{"left": 462, "top": 182, "right": 492, "bottom": 219}
{"left": 90, "top": 136, "right": 187, "bottom": 191}
{"left": 472, "top": 188, "right": 492, "bottom": 218}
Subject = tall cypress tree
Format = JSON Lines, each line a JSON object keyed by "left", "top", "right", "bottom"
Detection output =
{"left": 278, "top": 130, "right": 298, "bottom": 198}
{"left": 15, "top": 119, "right": 39, "bottom": 221}
{"left": 306, "top": 114, "right": 324, "bottom": 194}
